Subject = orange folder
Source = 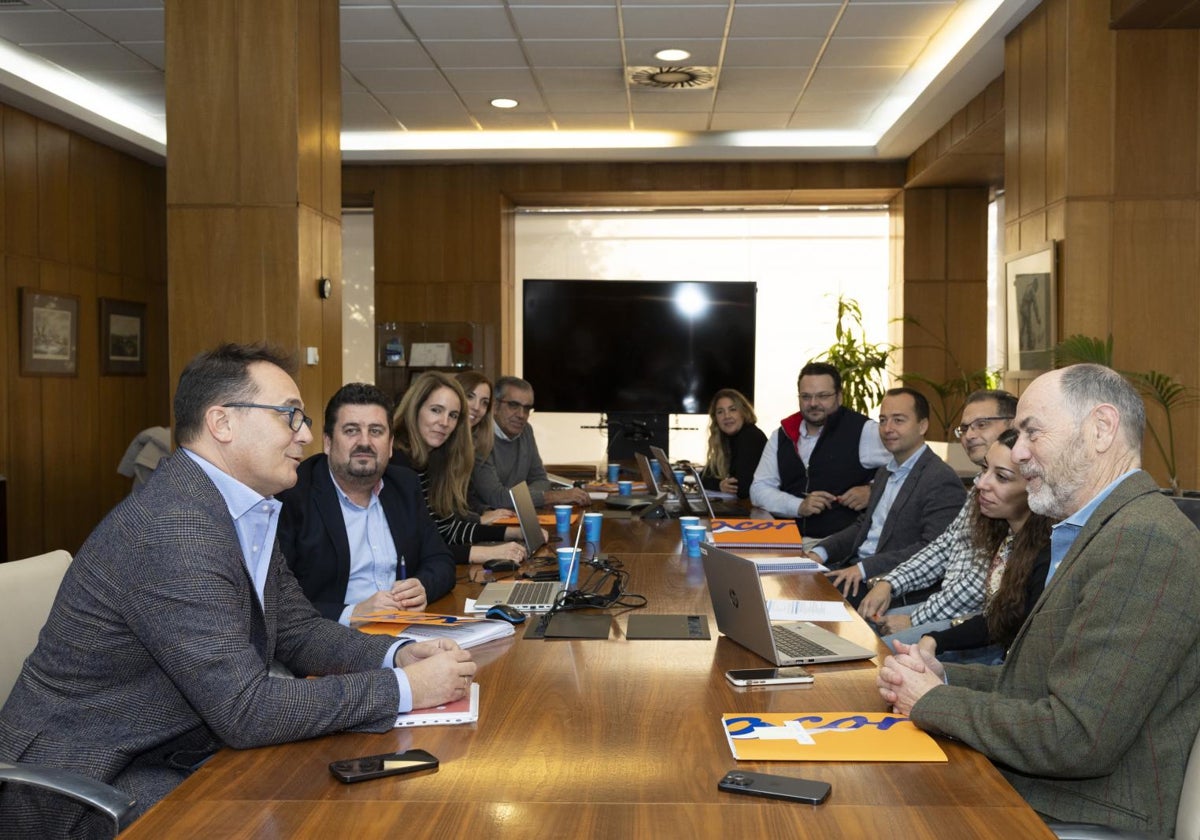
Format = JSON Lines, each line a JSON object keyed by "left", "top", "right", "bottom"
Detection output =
{"left": 722, "top": 712, "right": 947, "bottom": 762}
{"left": 492, "top": 512, "right": 580, "bottom": 527}
{"left": 710, "top": 518, "right": 804, "bottom": 549}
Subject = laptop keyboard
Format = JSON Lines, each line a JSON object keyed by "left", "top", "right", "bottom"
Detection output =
{"left": 772, "top": 625, "right": 836, "bottom": 659}
{"left": 508, "top": 581, "right": 561, "bottom": 606}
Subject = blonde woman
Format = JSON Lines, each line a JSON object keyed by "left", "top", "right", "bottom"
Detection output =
{"left": 393, "top": 372, "right": 526, "bottom": 565}
{"left": 701, "top": 388, "right": 766, "bottom": 499}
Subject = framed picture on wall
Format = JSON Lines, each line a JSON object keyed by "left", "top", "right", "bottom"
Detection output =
{"left": 1005, "top": 242, "right": 1057, "bottom": 375}
{"left": 19, "top": 288, "right": 80, "bottom": 376}
{"left": 99, "top": 298, "right": 147, "bottom": 375}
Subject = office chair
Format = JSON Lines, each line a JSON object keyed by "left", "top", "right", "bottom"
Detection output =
{"left": 1048, "top": 727, "right": 1200, "bottom": 840}
{"left": 0, "top": 550, "right": 136, "bottom": 834}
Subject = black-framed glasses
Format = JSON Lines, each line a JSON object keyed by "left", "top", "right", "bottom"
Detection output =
{"left": 497, "top": 398, "right": 534, "bottom": 415}
{"left": 953, "top": 416, "right": 1012, "bottom": 439}
{"left": 222, "top": 402, "right": 313, "bottom": 432}
{"left": 798, "top": 391, "right": 837, "bottom": 403}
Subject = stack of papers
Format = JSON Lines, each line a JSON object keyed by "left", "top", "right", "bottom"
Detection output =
{"left": 355, "top": 610, "right": 515, "bottom": 648}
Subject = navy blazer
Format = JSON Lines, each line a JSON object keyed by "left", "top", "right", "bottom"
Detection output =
{"left": 277, "top": 454, "right": 456, "bottom": 619}
{"left": 818, "top": 445, "right": 966, "bottom": 579}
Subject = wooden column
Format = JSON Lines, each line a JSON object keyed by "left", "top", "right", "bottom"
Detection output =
{"left": 165, "top": 0, "right": 342, "bottom": 428}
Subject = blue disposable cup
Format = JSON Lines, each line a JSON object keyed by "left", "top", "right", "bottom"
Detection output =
{"left": 583, "top": 511, "right": 603, "bottom": 546}
{"left": 683, "top": 525, "right": 706, "bottom": 558}
{"left": 556, "top": 547, "right": 580, "bottom": 586}
{"left": 678, "top": 515, "right": 701, "bottom": 533}
{"left": 607, "top": 463, "right": 620, "bottom": 482}
{"left": 554, "top": 504, "right": 572, "bottom": 537}
{"left": 673, "top": 469, "right": 687, "bottom": 487}
{"left": 649, "top": 460, "right": 663, "bottom": 481}
{"left": 618, "top": 480, "right": 633, "bottom": 496}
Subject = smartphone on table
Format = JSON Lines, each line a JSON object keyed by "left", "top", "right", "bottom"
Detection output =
{"left": 329, "top": 749, "right": 439, "bottom": 783}
{"left": 725, "top": 666, "right": 814, "bottom": 687}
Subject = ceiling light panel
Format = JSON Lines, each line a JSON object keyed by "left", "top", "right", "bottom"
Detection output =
{"left": 399, "top": 5, "right": 517, "bottom": 40}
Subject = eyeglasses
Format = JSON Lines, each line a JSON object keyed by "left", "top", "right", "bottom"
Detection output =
{"left": 222, "top": 402, "right": 313, "bottom": 432}
{"left": 798, "top": 391, "right": 837, "bottom": 403}
{"left": 953, "top": 416, "right": 1013, "bottom": 439}
{"left": 497, "top": 398, "right": 535, "bottom": 415}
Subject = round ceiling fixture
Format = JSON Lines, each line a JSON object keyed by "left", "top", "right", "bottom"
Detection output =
{"left": 490, "top": 98, "right": 519, "bottom": 109}
{"left": 654, "top": 48, "right": 691, "bottom": 62}
{"left": 628, "top": 66, "right": 716, "bottom": 90}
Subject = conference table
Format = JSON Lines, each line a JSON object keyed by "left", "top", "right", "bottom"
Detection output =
{"left": 121, "top": 511, "right": 1052, "bottom": 839}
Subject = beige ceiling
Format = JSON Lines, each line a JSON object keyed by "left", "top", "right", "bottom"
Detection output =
{"left": 0, "top": 0, "right": 1038, "bottom": 164}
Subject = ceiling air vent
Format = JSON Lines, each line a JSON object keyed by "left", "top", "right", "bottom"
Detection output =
{"left": 628, "top": 66, "right": 716, "bottom": 90}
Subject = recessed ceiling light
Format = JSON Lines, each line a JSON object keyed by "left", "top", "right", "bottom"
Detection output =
{"left": 490, "top": 98, "right": 518, "bottom": 109}
{"left": 654, "top": 48, "right": 690, "bottom": 62}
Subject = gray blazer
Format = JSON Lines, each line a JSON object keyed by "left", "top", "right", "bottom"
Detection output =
{"left": 818, "top": 446, "right": 966, "bottom": 578}
{"left": 912, "top": 471, "right": 1200, "bottom": 835}
{"left": 0, "top": 451, "right": 403, "bottom": 836}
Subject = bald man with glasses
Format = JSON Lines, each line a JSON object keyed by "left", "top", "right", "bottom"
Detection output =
{"left": 469, "top": 375, "right": 591, "bottom": 511}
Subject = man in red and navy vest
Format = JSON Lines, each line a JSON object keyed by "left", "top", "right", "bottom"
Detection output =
{"left": 750, "top": 362, "right": 889, "bottom": 539}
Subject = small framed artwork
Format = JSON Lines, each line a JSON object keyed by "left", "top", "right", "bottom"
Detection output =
{"left": 100, "top": 298, "right": 147, "bottom": 375}
{"left": 19, "top": 288, "right": 80, "bottom": 376}
{"left": 1005, "top": 242, "right": 1058, "bottom": 375}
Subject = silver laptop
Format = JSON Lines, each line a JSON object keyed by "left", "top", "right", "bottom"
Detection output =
{"left": 605, "top": 453, "right": 661, "bottom": 510}
{"left": 475, "top": 490, "right": 583, "bottom": 611}
{"left": 699, "top": 543, "right": 877, "bottom": 666}
{"left": 507, "top": 480, "right": 548, "bottom": 556}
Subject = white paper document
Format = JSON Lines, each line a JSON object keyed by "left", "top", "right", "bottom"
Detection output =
{"left": 766, "top": 599, "right": 854, "bottom": 622}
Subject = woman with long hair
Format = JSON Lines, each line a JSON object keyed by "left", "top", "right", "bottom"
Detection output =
{"left": 700, "top": 388, "right": 767, "bottom": 499}
{"left": 456, "top": 370, "right": 495, "bottom": 462}
{"left": 917, "top": 428, "right": 1053, "bottom": 662}
{"left": 393, "top": 371, "right": 526, "bottom": 565}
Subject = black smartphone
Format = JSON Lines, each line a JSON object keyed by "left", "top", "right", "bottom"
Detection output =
{"left": 718, "top": 770, "right": 831, "bottom": 805}
{"left": 725, "top": 666, "right": 814, "bottom": 687}
{"left": 329, "top": 749, "right": 439, "bottom": 784}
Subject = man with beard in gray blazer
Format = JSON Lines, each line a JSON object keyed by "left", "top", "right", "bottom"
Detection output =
{"left": 878, "top": 364, "right": 1200, "bottom": 836}
{"left": 0, "top": 344, "right": 476, "bottom": 837}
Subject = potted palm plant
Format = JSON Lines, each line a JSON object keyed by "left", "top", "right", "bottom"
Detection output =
{"left": 814, "top": 296, "right": 893, "bottom": 416}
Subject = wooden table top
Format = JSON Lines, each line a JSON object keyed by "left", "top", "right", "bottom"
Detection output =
{"left": 121, "top": 513, "right": 1051, "bottom": 839}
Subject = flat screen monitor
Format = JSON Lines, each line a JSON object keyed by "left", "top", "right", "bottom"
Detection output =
{"left": 522, "top": 279, "right": 756, "bottom": 414}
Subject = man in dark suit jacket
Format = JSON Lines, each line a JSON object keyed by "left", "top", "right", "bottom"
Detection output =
{"left": 879, "top": 365, "right": 1200, "bottom": 836}
{"left": 810, "top": 388, "right": 966, "bottom": 603}
{"left": 0, "top": 345, "right": 475, "bottom": 837}
{"left": 276, "top": 383, "right": 455, "bottom": 624}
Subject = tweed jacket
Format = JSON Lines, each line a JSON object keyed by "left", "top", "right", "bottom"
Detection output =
{"left": 912, "top": 471, "right": 1200, "bottom": 835}
{"left": 817, "top": 446, "right": 967, "bottom": 579}
{"left": 0, "top": 451, "right": 403, "bottom": 836}
{"left": 277, "top": 454, "right": 457, "bottom": 621}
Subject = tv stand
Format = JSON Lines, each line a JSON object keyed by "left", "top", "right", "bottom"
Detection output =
{"left": 604, "top": 412, "right": 668, "bottom": 462}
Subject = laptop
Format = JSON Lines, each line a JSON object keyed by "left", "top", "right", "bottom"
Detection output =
{"left": 474, "top": 490, "right": 584, "bottom": 611}
{"left": 699, "top": 543, "right": 877, "bottom": 666}
{"left": 507, "top": 480, "right": 549, "bottom": 557}
{"left": 604, "top": 452, "right": 662, "bottom": 510}
{"left": 680, "top": 461, "right": 744, "bottom": 518}
{"left": 649, "top": 446, "right": 742, "bottom": 517}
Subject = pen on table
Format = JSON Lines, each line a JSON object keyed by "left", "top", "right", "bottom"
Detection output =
{"left": 399, "top": 555, "right": 407, "bottom": 581}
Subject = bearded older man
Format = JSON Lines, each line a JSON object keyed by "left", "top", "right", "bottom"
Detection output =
{"left": 877, "top": 364, "right": 1200, "bottom": 836}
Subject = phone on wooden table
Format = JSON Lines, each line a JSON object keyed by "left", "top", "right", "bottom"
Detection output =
{"left": 725, "top": 666, "right": 814, "bottom": 687}
{"left": 329, "top": 749, "right": 439, "bottom": 783}
{"left": 718, "top": 770, "right": 831, "bottom": 804}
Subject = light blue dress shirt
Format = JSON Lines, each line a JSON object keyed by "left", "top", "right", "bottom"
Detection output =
{"left": 812, "top": 444, "right": 926, "bottom": 576}
{"left": 1046, "top": 469, "right": 1140, "bottom": 583}
{"left": 182, "top": 449, "right": 414, "bottom": 712}
{"left": 332, "top": 468, "right": 400, "bottom": 626}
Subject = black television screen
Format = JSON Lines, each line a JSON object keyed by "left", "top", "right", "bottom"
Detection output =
{"left": 522, "top": 279, "right": 756, "bottom": 414}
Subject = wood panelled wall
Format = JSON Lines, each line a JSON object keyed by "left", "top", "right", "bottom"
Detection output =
{"left": 342, "top": 161, "right": 908, "bottom": 375}
{"left": 1006, "top": 0, "right": 1200, "bottom": 489}
{"left": 0, "top": 105, "right": 167, "bottom": 561}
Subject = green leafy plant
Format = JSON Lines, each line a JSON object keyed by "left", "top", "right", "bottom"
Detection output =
{"left": 1054, "top": 333, "right": 1196, "bottom": 495}
{"left": 813, "top": 296, "right": 894, "bottom": 416}
{"left": 900, "top": 317, "right": 1001, "bottom": 439}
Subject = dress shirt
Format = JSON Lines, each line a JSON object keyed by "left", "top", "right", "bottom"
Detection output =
{"left": 750, "top": 421, "right": 890, "bottom": 518}
{"left": 812, "top": 444, "right": 925, "bottom": 575}
{"left": 185, "top": 450, "right": 411, "bottom": 709}
{"left": 881, "top": 497, "right": 986, "bottom": 625}
{"left": 1047, "top": 469, "right": 1140, "bottom": 583}
{"left": 333, "top": 469, "right": 400, "bottom": 626}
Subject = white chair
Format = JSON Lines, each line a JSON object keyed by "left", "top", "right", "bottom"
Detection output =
{"left": 0, "top": 550, "right": 136, "bottom": 833}
{"left": 1049, "top": 728, "right": 1200, "bottom": 839}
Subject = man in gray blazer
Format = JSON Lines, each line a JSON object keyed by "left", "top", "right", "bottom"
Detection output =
{"left": 878, "top": 364, "right": 1200, "bottom": 835}
{"left": 808, "top": 387, "right": 966, "bottom": 604}
{"left": 0, "top": 344, "right": 476, "bottom": 837}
